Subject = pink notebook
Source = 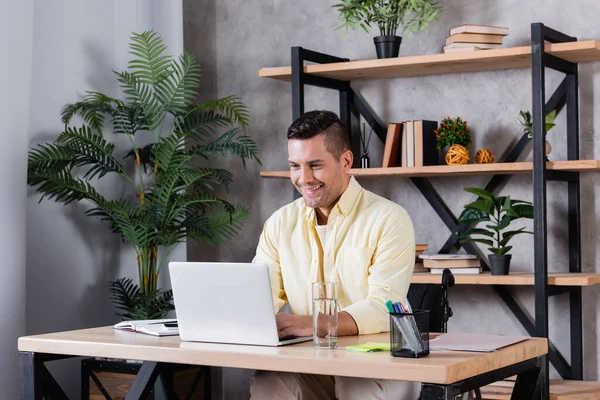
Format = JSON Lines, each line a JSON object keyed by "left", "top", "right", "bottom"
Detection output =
{"left": 429, "top": 333, "right": 528, "bottom": 352}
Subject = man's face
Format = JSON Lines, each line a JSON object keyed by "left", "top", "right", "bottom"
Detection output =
{"left": 288, "top": 134, "right": 352, "bottom": 215}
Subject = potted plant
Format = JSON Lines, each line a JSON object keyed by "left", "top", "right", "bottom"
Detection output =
{"left": 434, "top": 116, "right": 471, "bottom": 164}
{"left": 457, "top": 187, "right": 533, "bottom": 275}
{"left": 518, "top": 109, "right": 557, "bottom": 160}
{"left": 333, "top": 0, "right": 442, "bottom": 58}
{"left": 27, "top": 30, "right": 261, "bottom": 321}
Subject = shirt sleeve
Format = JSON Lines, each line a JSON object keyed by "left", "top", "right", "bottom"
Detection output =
{"left": 252, "top": 214, "right": 288, "bottom": 313}
{"left": 342, "top": 209, "right": 416, "bottom": 334}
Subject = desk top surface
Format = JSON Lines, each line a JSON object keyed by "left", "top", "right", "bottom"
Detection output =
{"left": 18, "top": 327, "right": 547, "bottom": 384}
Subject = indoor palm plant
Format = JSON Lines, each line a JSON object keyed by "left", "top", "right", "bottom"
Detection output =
{"left": 457, "top": 187, "right": 533, "bottom": 275}
{"left": 333, "top": 0, "right": 442, "bottom": 58}
{"left": 27, "top": 31, "right": 261, "bottom": 320}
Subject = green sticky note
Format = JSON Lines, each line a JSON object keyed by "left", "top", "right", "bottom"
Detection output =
{"left": 345, "top": 342, "right": 391, "bottom": 352}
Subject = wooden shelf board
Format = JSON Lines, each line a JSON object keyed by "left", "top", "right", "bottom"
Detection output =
{"left": 259, "top": 41, "right": 600, "bottom": 82}
{"left": 260, "top": 160, "right": 600, "bottom": 179}
{"left": 480, "top": 379, "right": 600, "bottom": 400}
{"left": 411, "top": 272, "right": 600, "bottom": 286}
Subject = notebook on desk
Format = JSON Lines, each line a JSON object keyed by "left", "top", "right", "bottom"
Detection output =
{"left": 429, "top": 332, "right": 528, "bottom": 352}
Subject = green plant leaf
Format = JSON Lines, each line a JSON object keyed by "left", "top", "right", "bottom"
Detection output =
{"left": 463, "top": 199, "right": 494, "bottom": 214}
{"left": 458, "top": 208, "right": 490, "bottom": 224}
{"left": 500, "top": 228, "right": 533, "bottom": 246}
{"left": 187, "top": 128, "right": 262, "bottom": 166}
{"left": 460, "top": 228, "right": 494, "bottom": 239}
{"left": 463, "top": 187, "right": 495, "bottom": 201}
{"left": 109, "top": 277, "right": 140, "bottom": 320}
{"left": 513, "top": 204, "right": 534, "bottom": 219}
{"left": 198, "top": 95, "right": 251, "bottom": 130}
{"left": 497, "top": 246, "right": 512, "bottom": 255}
{"left": 498, "top": 214, "right": 512, "bottom": 230}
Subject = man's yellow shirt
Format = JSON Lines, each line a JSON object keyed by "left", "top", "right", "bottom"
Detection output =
{"left": 253, "top": 177, "right": 416, "bottom": 335}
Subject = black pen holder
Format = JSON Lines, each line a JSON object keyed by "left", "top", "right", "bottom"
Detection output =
{"left": 389, "top": 310, "right": 430, "bottom": 358}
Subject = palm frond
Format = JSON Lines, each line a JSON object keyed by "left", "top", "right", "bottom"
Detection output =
{"left": 109, "top": 277, "right": 173, "bottom": 320}
{"left": 61, "top": 92, "right": 123, "bottom": 135}
{"left": 57, "top": 125, "right": 127, "bottom": 180}
{"left": 161, "top": 192, "right": 235, "bottom": 227}
{"left": 28, "top": 169, "right": 106, "bottom": 205}
{"left": 174, "top": 109, "right": 233, "bottom": 138}
{"left": 187, "top": 128, "right": 262, "bottom": 166}
{"left": 198, "top": 95, "right": 250, "bottom": 129}
{"left": 109, "top": 277, "right": 140, "bottom": 320}
{"left": 85, "top": 200, "right": 152, "bottom": 247}
{"left": 184, "top": 204, "right": 248, "bottom": 245}
{"left": 28, "top": 143, "right": 76, "bottom": 175}
{"left": 112, "top": 104, "right": 150, "bottom": 135}
{"left": 128, "top": 289, "right": 174, "bottom": 320}
{"left": 124, "top": 143, "right": 156, "bottom": 173}
{"left": 128, "top": 30, "right": 173, "bottom": 87}
{"left": 155, "top": 52, "right": 201, "bottom": 114}
{"left": 115, "top": 70, "right": 164, "bottom": 131}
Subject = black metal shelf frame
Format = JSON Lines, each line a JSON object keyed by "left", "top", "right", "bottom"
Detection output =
{"left": 287, "top": 22, "right": 582, "bottom": 397}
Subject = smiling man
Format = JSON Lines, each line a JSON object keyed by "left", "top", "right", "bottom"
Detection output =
{"left": 250, "top": 110, "right": 418, "bottom": 399}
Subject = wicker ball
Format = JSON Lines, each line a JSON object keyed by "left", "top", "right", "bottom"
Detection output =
{"left": 445, "top": 144, "right": 470, "bottom": 165}
{"left": 475, "top": 148, "right": 495, "bottom": 164}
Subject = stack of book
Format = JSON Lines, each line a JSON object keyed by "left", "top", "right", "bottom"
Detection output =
{"left": 443, "top": 24, "right": 509, "bottom": 53}
{"left": 414, "top": 244, "right": 428, "bottom": 273}
{"left": 418, "top": 254, "right": 482, "bottom": 274}
{"left": 382, "top": 120, "right": 438, "bottom": 168}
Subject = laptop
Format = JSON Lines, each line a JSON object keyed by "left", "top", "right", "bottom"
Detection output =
{"left": 168, "top": 261, "right": 312, "bottom": 346}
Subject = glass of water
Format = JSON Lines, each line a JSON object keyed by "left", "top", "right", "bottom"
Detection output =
{"left": 312, "top": 281, "right": 338, "bottom": 349}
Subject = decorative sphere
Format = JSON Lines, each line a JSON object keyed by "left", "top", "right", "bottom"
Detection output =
{"left": 475, "top": 148, "right": 495, "bottom": 164}
{"left": 445, "top": 144, "right": 470, "bottom": 165}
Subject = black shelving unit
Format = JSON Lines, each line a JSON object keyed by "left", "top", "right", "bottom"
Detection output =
{"left": 285, "top": 22, "right": 584, "bottom": 398}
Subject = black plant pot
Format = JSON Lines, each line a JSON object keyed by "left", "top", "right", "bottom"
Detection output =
{"left": 438, "top": 145, "right": 451, "bottom": 165}
{"left": 373, "top": 36, "right": 402, "bottom": 59}
{"left": 488, "top": 254, "right": 512, "bottom": 275}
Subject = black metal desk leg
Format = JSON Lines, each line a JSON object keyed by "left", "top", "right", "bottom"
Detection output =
{"left": 124, "top": 361, "right": 162, "bottom": 400}
{"left": 421, "top": 384, "right": 456, "bottom": 400}
{"left": 511, "top": 364, "right": 542, "bottom": 400}
{"left": 20, "top": 352, "right": 41, "bottom": 400}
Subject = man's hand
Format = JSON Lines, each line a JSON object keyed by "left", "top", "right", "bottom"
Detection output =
{"left": 275, "top": 314, "right": 312, "bottom": 338}
{"left": 275, "top": 311, "right": 359, "bottom": 339}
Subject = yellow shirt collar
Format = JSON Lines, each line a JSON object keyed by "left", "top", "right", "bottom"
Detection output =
{"left": 303, "top": 176, "right": 362, "bottom": 221}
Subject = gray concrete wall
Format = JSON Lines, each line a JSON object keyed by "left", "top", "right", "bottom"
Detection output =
{"left": 183, "top": 0, "right": 600, "bottom": 398}
{"left": 1, "top": 1, "right": 33, "bottom": 398}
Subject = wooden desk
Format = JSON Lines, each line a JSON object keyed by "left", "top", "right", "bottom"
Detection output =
{"left": 18, "top": 327, "right": 548, "bottom": 400}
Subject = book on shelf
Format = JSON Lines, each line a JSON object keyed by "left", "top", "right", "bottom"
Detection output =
{"left": 413, "top": 120, "right": 438, "bottom": 166}
{"left": 445, "top": 33, "right": 504, "bottom": 46}
{"left": 399, "top": 120, "right": 437, "bottom": 167}
{"left": 423, "top": 257, "right": 480, "bottom": 267}
{"left": 414, "top": 262, "right": 428, "bottom": 273}
{"left": 449, "top": 24, "right": 509, "bottom": 36}
{"left": 443, "top": 46, "right": 485, "bottom": 53}
{"left": 401, "top": 121, "right": 414, "bottom": 167}
{"left": 424, "top": 259, "right": 481, "bottom": 269}
{"left": 444, "top": 42, "right": 502, "bottom": 49}
{"left": 419, "top": 254, "right": 478, "bottom": 260}
{"left": 430, "top": 267, "right": 482, "bottom": 275}
{"left": 382, "top": 123, "right": 402, "bottom": 167}
{"left": 113, "top": 318, "right": 179, "bottom": 337}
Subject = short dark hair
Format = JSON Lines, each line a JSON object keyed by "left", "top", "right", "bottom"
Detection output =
{"left": 287, "top": 110, "right": 350, "bottom": 158}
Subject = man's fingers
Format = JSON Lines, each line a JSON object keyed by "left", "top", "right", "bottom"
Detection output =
{"left": 278, "top": 327, "right": 296, "bottom": 339}
{"left": 275, "top": 314, "right": 294, "bottom": 330}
